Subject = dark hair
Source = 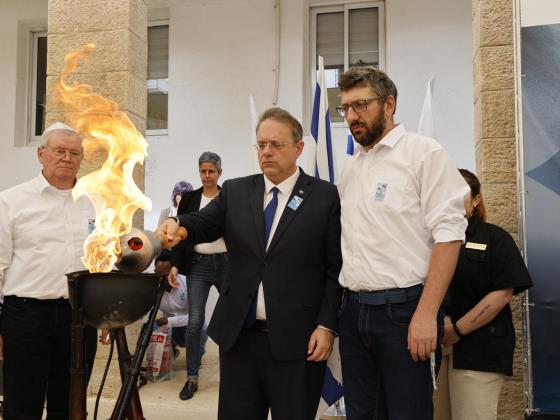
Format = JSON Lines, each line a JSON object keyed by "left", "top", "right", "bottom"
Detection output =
{"left": 338, "top": 66, "right": 398, "bottom": 115}
{"left": 256, "top": 107, "right": 303, "bottom": 144}
{"left": 199, "top": 152, "right": 222, "bottom": 172}
{"left": 171, "top": 181, "right": 193, "bottom": 204}
{"left": 459, "top": 169, "right": 487, "bottom": 222}
{"left": 154, "top": 249, "right": 171, "bottom": 265}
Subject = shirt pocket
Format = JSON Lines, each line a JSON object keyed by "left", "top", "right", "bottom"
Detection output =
{"left": 366, "top": 175, "right": 405, "bottom": 212}
{"left": 464, "top": 248, "right": 489, "bottom": 263}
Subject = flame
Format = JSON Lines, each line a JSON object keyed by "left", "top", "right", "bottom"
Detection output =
{"left": 54, "top": 44, "right": 151, "bottom": 272}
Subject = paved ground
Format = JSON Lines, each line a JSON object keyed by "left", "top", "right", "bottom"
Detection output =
{"left": 87, "top": 339, "right": 220, "bottom": 419}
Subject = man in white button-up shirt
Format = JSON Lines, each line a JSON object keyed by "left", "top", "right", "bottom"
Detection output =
{"left": 336, "top": 67, "right": 469, "bottom": 420}
{"left": 0, "top": 123, "right": 97, "bottom": 420}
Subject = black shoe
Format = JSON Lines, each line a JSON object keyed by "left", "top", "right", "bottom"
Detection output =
{"left": 137, "top": 374, "right": 148, "bottom": 389}
{"left": 179, "top": 380, "right": 198, "bottom": 400}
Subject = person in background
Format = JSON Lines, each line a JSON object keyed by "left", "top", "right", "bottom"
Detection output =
{"left": 157, "top": 180, "right": 194, "bottom": 228}
{"left": 0, "top": 122, "right": 97, "bottom": 420}
{"left": 153, "top": 251, "right": 208, "bottom": 360}
{"left": 169, "top": 151, "right": 228, "bottom": 400}
{"left": 442, "top": 169, "right": 533, "bottom": 420}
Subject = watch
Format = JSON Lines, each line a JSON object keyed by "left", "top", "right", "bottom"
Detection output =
{"left": 453, "top": 322, "right": 465, "bottom": 338}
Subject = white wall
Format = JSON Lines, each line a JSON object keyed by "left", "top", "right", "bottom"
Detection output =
{"left": 386, "top": 0, "right": 474, "bottom": 169}
{"left": 0, "top": 0, "right": 475, "bottom": 226}
{"left": 145, "top": 0, "right": 475, "bottom": 229}
{"left": 0, "top": 0, "right": 48, "bottom": 191}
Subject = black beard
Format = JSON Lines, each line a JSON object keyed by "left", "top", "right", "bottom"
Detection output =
{"left": 351, "top": 117, "right": 386, "bottom": 148}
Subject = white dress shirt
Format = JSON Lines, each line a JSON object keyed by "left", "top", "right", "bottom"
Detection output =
{"left": 0, "top": 173, "right": 93, "bottom": 299}
{"left": 159, "top": 274, "right": 189, "bottom": 328}
{"left": 338, "top": 124, "right": 469, "bottom": 291}
{"left": 194, "top": 194, "right": 227, "bottom": 254}
{"left": 256, "top": 167, "right": 300, "bottom": 320}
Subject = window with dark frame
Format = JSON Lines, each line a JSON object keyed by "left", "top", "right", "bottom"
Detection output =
{"left": 313, "top": 4, "right": 383, "bottom": 124}
{"left": 31, "top": 32, "right": 47, "bottom": 141}
{"left": 147, "top": 24, "right": 169, "bottom": 133}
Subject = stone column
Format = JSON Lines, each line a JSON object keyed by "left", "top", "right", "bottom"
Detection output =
{"left": 45, "top": 0, "right": 148, "bottom": 398}
{"left": 472, "top": 0, "right": 524, "bottom": 418}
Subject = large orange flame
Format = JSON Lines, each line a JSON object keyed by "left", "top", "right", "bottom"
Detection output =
{"left": 54, "top": 44, "right": 151, "bottom": 272}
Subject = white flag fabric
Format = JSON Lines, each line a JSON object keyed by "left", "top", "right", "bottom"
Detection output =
{"left": 311, "top": 56, "right": 343, "bottom": 419}
{"left": 417, "top": 78, "right": 440, "bottom": 390}
{"left": 249, "top": 94, "right": 261, "bottom": 174}
{"left": 417, "top": 78, "right": 435, "bottom": 138}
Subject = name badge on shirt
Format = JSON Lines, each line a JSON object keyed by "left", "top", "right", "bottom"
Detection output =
{"left": 88, "top": 218, "right": 96, "bottom": 234}
{"left": 465, "top": 242, "right": 487, "bottom": 251}
{"left": 287, "top": 195, "right": 303, "bottom": 210}
{"left": 374, "top": 183, "right": 388, "bottom": 201}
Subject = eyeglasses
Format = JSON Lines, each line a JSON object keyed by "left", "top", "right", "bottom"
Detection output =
{"left": 253, "top": 141, "right": 291, "bottom": 151}
{"left": 48, "top": 148, "right": 83, "bottom": 159}
{"left": 336, "top": 96, "right": 383, "bottom": 118}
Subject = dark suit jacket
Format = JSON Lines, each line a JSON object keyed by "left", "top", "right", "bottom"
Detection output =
{"left": 170, "top": 187, "right": 203, "bottom": 274}
{"left": 177, "top": 169, "right": 342, "bottom": 361}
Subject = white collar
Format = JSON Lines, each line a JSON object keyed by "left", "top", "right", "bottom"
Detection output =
{"left": 263, "top": 167, "right": 300, "bottom": 196}
{"left": 356, "top": 124, "right": 406, "bottom": 155}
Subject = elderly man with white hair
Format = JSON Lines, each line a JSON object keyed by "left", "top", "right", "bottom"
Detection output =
{"left": 0, "top": 122, "right": 97, "bottom": 420}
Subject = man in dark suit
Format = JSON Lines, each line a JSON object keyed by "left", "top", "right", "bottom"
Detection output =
{"left": 158, "top": 107, "right": 342, "bottom": 420}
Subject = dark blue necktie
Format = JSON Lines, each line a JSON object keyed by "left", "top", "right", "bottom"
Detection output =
{"left": 246, "top": 187, "right": 279, "bottom": 328}
{"left": 263, "top": 187, "right": 279, "bottom": 247}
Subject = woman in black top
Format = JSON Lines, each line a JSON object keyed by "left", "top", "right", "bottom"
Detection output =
{"left": 442, "top": 169, "right": 533, "bottom": 420}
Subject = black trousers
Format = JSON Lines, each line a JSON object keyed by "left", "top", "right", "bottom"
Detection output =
{"left": 0, "top": 296, "right": 97, "bottom": 420}
{"left": 218, "top": 328, "right": 326, "bottom": 420}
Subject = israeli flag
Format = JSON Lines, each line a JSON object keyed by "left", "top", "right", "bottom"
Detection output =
{"left": 347, "top": 131, "right": 355, "bottom": 156}
{"left": 311, "top": 56, "right": 335, "bottom": 183}
{"left": 311, "top": 56, "right": 344, "bottom": 419}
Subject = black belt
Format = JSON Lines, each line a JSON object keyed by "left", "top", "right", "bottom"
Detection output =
{"left": 346, "top": 284, "right": 423, "bottom": 306}
{"left": 4, "top": 295, "right": 69, "bottom": 305}
{"left": 247, "top": 320, "right": 269, "bottom": 332}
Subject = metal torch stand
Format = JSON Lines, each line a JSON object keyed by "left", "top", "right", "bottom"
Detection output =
{"left": 69, "top": 279, "right": 167, "bottom": 420}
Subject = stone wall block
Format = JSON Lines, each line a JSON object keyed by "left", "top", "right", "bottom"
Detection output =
{"left": 125, "top": 73, "right": 148, "bottom": 118}
{"left": 511, "top": 327, "right": 525, "bottom": 380}
{"left": 46, "top": 73, "right": 129, "bottom": 114}
{"left": 482, "top": 183, "right": 518, "bottom": 232}
{"left": 47, "top": 30, "right": 145, "bottom": 80}
{"left": 472, "top": 0, "right": 481, "bottom": 19}
{"left": 475, "top": 137, "right": 517, "bottom": 184}
{"left": 498, "top": 379, "right": 525, "bottom": 420}
{"left": 474, "top": 96, "right": 482, "bottom": 143}
{"left": 129, "top": 0, "right": 148, "bottom": 42}
{"left": 48, "top": 0, "right": 145, "bottom": 35}
{"left": 472, "top": 3, "right": 481, "bottom": 56}
{"left": 126, "top": 111, "right": 147, "bottom": 135}
{"left": 480, "top": 0, "right": 513, "bottom": 47}
{"left": 473, "top": 49, "right": 481, "bottom": 96}
{"left": 480, "top": 90, "right": 515, "bottom": 138}
{"left": 44, "top": 111, "right": 67, "bottom": 129}
{"left": 478, "top": 46, "right": 514, "bottom": 91}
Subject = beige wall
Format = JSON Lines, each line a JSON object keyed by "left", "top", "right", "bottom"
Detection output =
{"left": 472, "top": 0, "right": 525, "bottom": 418}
